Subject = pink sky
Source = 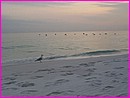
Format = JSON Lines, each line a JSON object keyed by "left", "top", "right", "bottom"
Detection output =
{"left": 2, "top": 2, "right": 128, "bottom": 33}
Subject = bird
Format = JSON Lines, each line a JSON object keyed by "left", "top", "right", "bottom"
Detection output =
{"left": 105, "top": 33, "right": 107, "bottom": 35}
{"left": 92, "top": 33, "right": 95, "bottom": 35}
{"left": 35, "top": 54, "right": 43, "bottom": 62}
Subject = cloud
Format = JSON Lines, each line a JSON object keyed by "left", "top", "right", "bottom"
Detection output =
{"left": 2, "top": 2, "right": 115, "bottom": 21}
{"left": 2, "top": 2, "right": 128, "bottom": 33}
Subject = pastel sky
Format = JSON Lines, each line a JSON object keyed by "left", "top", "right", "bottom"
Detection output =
{"left": 2, "top": 2, "right": 128, "bottom": 33}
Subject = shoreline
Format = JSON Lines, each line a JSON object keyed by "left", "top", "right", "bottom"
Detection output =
{"left": 2, "top": 52, "right": 128, "bottom": 66}
{"left": 2, "top": 54, "right": 128, "bottom": 96}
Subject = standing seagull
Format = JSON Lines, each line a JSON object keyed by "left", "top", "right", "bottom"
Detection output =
{"left": 35, "top": 54, "right": 43, "bottom": 62}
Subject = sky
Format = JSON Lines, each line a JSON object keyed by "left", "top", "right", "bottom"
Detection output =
{"left": 2, "top": 2, "right": 128, "bottom": 33}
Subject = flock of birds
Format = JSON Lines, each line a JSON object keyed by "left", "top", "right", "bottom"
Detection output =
{"left": 38, "top": 32, "right": 117, "bottom": 37}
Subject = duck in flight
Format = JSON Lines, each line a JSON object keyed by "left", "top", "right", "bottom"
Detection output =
{"left": 35, "top": 54, "right": 43, "bottom": 62}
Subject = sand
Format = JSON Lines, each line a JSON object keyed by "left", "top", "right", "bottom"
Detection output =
{"left": 2, "top": 54, "right": 128, "bottom": 96}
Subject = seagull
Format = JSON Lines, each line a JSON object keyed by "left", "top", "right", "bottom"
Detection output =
{"left": 114, "top": 33, "right": 116, "bottom": 35}
{"left": 105, "top": 33, "right": 107, "bottom": 35}
{"left": 92, "top": 33, "right": 95, "bottom": 35}
{"left": 35, "top": 54, "right": 43, "bottom": 62}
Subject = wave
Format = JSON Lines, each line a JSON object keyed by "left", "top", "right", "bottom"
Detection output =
{"left": 71, "top": 50, "right": 120, "bottom": 57}
{"left": 45, "top": 49, "right": 127, "bottom": 60}
{"left": 57, "top": 47, "right": 90, "bottom": 50}
{"left": 2, "top": 45, "right": 35, "bottom": 50}
{"left": 58, "top": 47, "right": 73, "bottom": 50}
{"left": 45, "top": 55, "right": 67, "bottom": 60}
{"left": 3, "top": 49, "right": 128, "bottom": 65}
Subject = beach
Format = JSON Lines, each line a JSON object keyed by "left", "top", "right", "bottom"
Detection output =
{"left": 2, "top": 54, "right": 128, "bottom": 96}
{"left": 2, "top": 1, "right": 128, "bottom": 97}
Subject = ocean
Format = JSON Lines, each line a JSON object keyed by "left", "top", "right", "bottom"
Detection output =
{"left": 2, "top": 31, "right": 128, "bottom": 65}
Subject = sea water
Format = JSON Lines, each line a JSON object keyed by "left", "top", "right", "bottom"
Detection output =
{"left": 2, "top": 31, "right": 128, "bottom": 64}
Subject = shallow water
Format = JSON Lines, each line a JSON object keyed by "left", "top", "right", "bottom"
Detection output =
{"left": 2, "top": 31, "right": 128, "bottom": 63}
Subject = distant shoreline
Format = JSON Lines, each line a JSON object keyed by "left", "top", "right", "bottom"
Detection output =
{"left": 2, "top": 30, "right": 128, "bottom": 34}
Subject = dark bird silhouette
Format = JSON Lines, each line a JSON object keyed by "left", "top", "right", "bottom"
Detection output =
{"left": 35, "top": 54, "right": 43, "bottom": 62}
{"left": 92, "top": 33, "right": 95, "bottom": 35}
{"left": 114, "top": 33, "right": 116, "bottom": 35}
{"left": 105, "top": 33, "right": 107, "bottom": 35}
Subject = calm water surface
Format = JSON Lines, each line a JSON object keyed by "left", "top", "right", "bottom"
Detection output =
{"left": 2, "top": 31, "right": 128, "bottom": 63}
